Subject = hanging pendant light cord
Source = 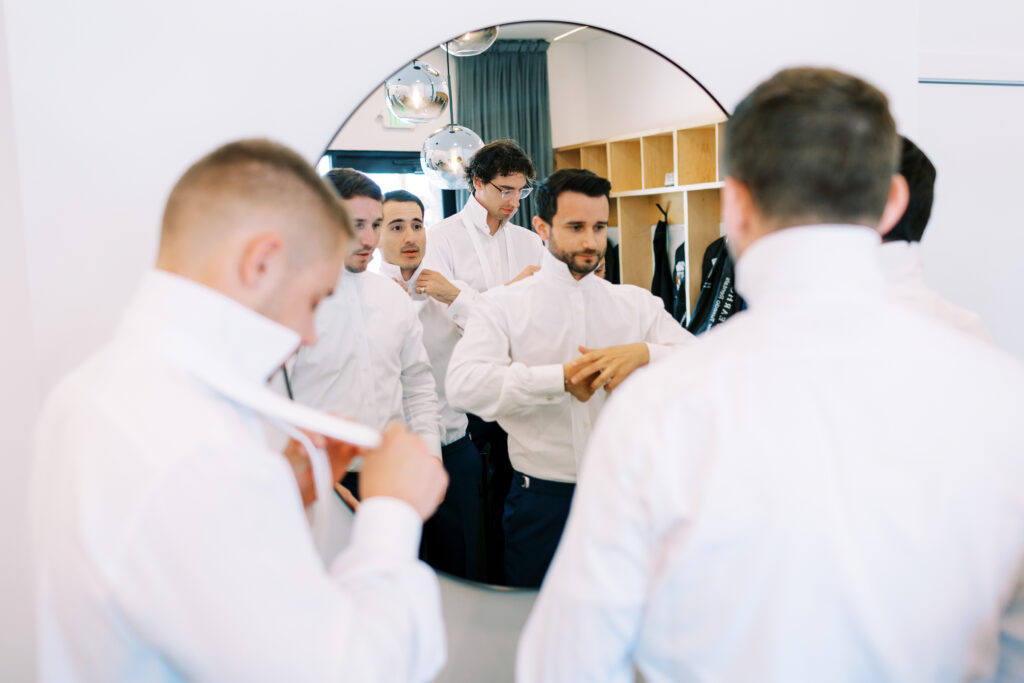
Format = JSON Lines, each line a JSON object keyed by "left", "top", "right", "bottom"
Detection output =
{"left": 446, "top": 41, "right": 455, "bottom": 127}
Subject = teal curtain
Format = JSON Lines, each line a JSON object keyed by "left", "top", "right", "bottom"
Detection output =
{"left": 454, "top": 39, "right": 553, "bottom": 230}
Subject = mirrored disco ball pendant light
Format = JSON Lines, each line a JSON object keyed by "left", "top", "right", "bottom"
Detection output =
{"left": 384, "top": 60, "right": 449, "bottom": 125}
{"left": 421, "top": 38, "right": 490, "bottom": 189}
{"left": 440, "top": 26, "right": 499, "bottom": 57}
{"left": 421, "top": 124, "right": 483, "bottom": 189}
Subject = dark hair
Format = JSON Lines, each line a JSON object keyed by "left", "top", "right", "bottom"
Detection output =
{"left": 383, "top": 189, "right": 424, "bottom": 217}
{"left": 882, "top": 136, "right": 936, "bottom": 243}
{"left": 324, "top": 168, "right": 383, "bottom": 201}
{"left": 534, "top": 169, "right": 612, "bottom": 224}
{"left": 464, "top": 139, "right": 536, "bottom": 186}
{"left": 724, "top": 67, "right": 898, "bottom": 228}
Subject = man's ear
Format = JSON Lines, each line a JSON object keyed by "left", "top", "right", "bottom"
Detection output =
{"left": 723, "top": 176, "right": 756, "bottom": 255}
{"left": 472, "top": 176, "right": 483, "bottom": 195}
{"left": 239, "top": 232, "right": 286, "bottom": 293}
{"left": 533, "top": 215, "right": 550, "bottom": 241}
{"left": 877, "top": 173, "right": 910, "bottom": 237}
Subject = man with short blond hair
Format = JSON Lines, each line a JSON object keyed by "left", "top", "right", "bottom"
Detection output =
{"left": 33, "top": 139, "right": 448, "bottom": 682}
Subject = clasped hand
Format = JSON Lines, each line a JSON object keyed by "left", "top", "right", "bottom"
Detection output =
{"left": 562, "top": 343, "right": 651, "bottom": 402}
{"left": 283, "top": 422, "right": 447, "bottom": 521}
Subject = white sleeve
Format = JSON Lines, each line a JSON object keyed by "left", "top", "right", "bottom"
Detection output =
{"left": 640, "top": 291, "right": 695, "bottom": 364}
{"left": 445, "top": 285, "right": 482, "bottom": 330}
{"left": 399, "top": 306, "right": 443, "bottom": 458}
{"left": 114, "top": 443, "right": 445, "bottom": 683}
{"left": 446, "top": 296, "right": 563, "bottom": 422}
{"left": 516, "top": 384, "right": 657, "bottom": 682}
{"left": 422, "top": 234, "right": 481, "bottom": 330}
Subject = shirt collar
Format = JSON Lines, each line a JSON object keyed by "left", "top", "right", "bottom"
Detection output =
{"left": 374, "top": 259, "right": 430, "bottom": 303}
{"left": 537, "top": 248, "right": 601, "bottom": 288}
{"left": 463, "top": 194, "right": 494, "bottom": 236}
{"left": 735, "top": 225, "right": 884, "bottom": 309}
{"left": 376, "top": 259, "right": 424, "bottom": 292}
{"left": 878, "top": 241, "right": 925, "bottom": 284}
{"left": 120, "top": 269, "right": 300, "bottom": 386}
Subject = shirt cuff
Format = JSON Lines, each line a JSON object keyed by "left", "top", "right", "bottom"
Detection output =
{"left": 447, "top": 289, "right": 474, "bottom": 328}
{"left": 420, "top": 431, "right": 443, "bottom": 459}
{"left": 343, "top": 497, "right": 423, "bottom": 564}
{"left": 531, "top": 363, "right": 566, "bottom": 401}
{"left": 646, "top": 342, "right": 677, "bottom": 364}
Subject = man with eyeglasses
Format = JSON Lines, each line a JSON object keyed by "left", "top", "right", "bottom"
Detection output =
{"left": 419, "top": 138, "right": 546, "bottom": 583}
{"left": 447, "top": 169, "right": 693, "bottom": 588}
{"left": 418, "top": 138, "right": 544, "bottom": 321}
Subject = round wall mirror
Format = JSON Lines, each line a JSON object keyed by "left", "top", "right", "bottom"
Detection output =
{"left": 307, "top": 20, "right": 727, "bottom": 590}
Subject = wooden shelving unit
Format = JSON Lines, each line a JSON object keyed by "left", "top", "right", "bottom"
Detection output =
{"left": 554, "top": 120, "right": 727, "bottom": 320}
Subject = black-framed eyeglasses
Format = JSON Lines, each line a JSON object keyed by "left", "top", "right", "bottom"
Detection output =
{"left": 489, "top": 181, "right": 533, "bottom": 200}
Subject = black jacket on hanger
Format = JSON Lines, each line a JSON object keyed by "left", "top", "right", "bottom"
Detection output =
{"left": 604, "top": 242, "right": 620, "bottom": 285}
{"left": 650, "top": 204, "right": 674, "bottom": 313}
{"left": 686, "top": 236, "right": 745, "bottom": 335}
{"left": 672, "top": 242, "right": 687, "bottom": 324}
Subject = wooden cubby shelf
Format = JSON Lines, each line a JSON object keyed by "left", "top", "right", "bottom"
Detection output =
{"left": 554, "top": 118, "right": 728, "bottom": 323}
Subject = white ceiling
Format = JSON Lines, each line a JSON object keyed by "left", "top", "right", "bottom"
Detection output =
{"left": 461, "top": 22, "right": 606, "bottom": 44}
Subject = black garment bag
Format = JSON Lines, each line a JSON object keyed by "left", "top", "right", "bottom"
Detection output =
{"left": 686, "top": 236, "right": 745, "bottom": 335}
{"left": 650, "top": 204, "right": 674, "bottom": 313}
{"left": 604, "top": 242, "right": 621, "bottom": 285}
{"left": 672, "top": 242, "right": 687, "bottom": 324}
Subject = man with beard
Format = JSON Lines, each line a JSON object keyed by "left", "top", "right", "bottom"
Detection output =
{"left": 376, "top": 190, "right": 483, "bottom": 579}
{"left": 447, "top": 169, "right": 694, "bottom": 588}
{"left": 419, "top": 139, "right": 544, "bottom": 583}
{"left": 288, "top": 171, "right": 442, "bottom": 489}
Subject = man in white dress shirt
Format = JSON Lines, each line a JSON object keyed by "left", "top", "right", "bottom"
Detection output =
{"left": 377, "top": 189, "right": 483, "bottom": 579}
{"left": 32, "top": 139, "right": 449, "bottom": 681}
{"left": 288, "top": 170, "right": 443, "bottom": 498}
{"left": 518, "top": 68, "right": 1024, "bottom": 682}
{"left": 447, "top": 168, "right": 694, "bottom": 588}
{"left": 880, "top": 135, "right": 992, "bottom": 342}
{"left": 418, "top": 138, "right": 545, "bottom": 325}
{"left": 420, "top": 138, "right": 545, "bottom": 582}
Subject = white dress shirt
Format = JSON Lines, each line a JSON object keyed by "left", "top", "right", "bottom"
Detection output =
{"left": 447, "top": 249, "right": 694, "bottom": 483}
{"left": 289, "top": 268, "right": 442, "bottom": 457}
{"left": 423, "top": 195, "right": 545, "bottom": 328}
{"left": 32, "top": 270, "right": 445, "bottom": 682}
{"left": 519, "top": 226, "right": 1024, "bottom": 683}
{"left": 376, "top": 259, "right": 468, "bottom": 445}
{"left": 880, "top": 240, "right": 993, "bottom": 343}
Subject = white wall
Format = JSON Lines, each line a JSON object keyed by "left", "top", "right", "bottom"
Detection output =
{"left": 913, "top": 0, "right": 1024, "bottom": 357}
{"left": 0, "top": 3, "right": 37, "bottom": 680}
{"left": 917, "top": 83, "right": 1024, "bottom": 355}
{"left": 0, "top": 0, "right": 921, "bottom": 677}
{"left": 328, "top": 48, "right": 450, "bottom": 152}
{"left": 547, "top": 41, "right": 590, "bottom": 147}
{"left": 550, "top": 33, "right": 727, "bottom": 146}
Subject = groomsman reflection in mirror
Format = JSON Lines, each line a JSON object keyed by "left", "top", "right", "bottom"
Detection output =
{"left": 286, "top": 170, "right": 442, "bottom": 507}
{"left": 376, "top": 190, "right": 483, "bottom": 580}
{"left": 446, "top": 169, "right": 695, "bottom": 588}
{"left": 421, "top": 139, "right": 546, "bottom": 584}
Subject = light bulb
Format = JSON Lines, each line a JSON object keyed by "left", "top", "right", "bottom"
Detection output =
{"left": 384, "top": 60, "right": 449, "bottom": 125}
{"left": 421, "top": 124, "right": 484, "bottom": 190}
{"left": 440, "top": 27, "right": 499, "bottom": 57}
